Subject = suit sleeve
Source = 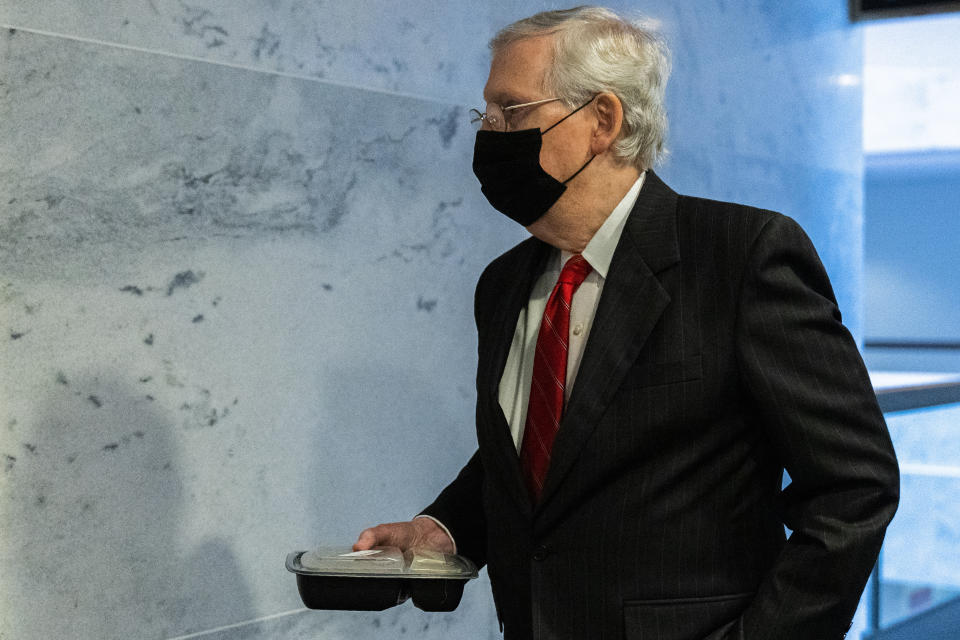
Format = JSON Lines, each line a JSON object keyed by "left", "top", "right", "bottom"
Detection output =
{"left": 732, "top": 215, "right": 899, "bottom": 639}
{"left": 419, "top": 449, "right": 488, "bottom": 568}
{"left": 418, "top": 263, "right": 502, "bottom": 568}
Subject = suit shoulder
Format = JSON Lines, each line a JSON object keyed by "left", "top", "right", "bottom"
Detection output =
{"left": 675, "top": 194, "right": 807, "bottom": 251}
{"left": 677, "top": 194, "right": 777, "bottom": 230}
{"left": 478, "top": 236, "right": 542, "bottom": 286}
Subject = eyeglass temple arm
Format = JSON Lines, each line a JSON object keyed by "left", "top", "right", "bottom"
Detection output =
{"left": 502, "top": 96, "right": 560, "bottom": 112}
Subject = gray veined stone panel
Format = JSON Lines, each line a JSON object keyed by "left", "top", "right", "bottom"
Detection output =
{"left": 0, "top": 27, "right": 515, "bottom": 284}
{"left": 166, "top": 575, "right": 498, "bottom": 640}
{"left": 0, "top": 28, "right": 515, "bottom": 640}
{"left": 0, "top": 0, "right": 505, "bottom": 106}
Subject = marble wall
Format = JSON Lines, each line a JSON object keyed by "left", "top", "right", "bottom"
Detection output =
{"left": 0, "top": 2, "right": 866, "bottom": 639}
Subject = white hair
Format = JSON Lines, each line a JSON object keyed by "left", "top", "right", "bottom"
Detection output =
{"left": 490, "top": 6, "right": 671, "bottom": 170}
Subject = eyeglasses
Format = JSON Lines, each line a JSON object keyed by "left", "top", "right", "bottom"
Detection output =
{"left": 469, "top": 97, "right": 561, "bottom": 132}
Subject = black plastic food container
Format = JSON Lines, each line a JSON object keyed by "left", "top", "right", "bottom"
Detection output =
{"left": 286, "top": 547, "right": 478, "bottom": 612}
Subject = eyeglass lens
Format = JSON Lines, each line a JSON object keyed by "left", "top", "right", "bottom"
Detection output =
{"left": 471, "top": 103, "right": 506, "bottom": 131}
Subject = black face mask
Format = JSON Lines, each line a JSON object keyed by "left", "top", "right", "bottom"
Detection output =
{"left": 472, "top": 98, "right": 596, "bottom": 227}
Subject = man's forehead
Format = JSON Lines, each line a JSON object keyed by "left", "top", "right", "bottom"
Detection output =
{"left": 483, "top": 34, "right": 554, "bottom": 103}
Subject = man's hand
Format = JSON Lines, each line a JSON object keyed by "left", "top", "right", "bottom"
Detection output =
{"left": 353, "top": 518, "right": 455, "bottom": 554}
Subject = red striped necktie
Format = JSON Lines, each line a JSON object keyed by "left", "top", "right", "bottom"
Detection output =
{"left": 520, "top": 254, "right": 593, "bottom": 502}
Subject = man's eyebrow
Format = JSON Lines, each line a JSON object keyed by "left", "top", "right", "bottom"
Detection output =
{"left": 483, "top": 89, "right": 505, "bottom": 104}
{"left": 485, "top": 91, "right": 533, "bottom": 107}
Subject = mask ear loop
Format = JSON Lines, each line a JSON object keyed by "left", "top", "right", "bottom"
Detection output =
{"left": 541, "top": 94, "right": 598, "bottom": 135}
{"left": 562, "top": 154, "right": 595, "bottom": 185}
{"left": 541, "top": 94, "right": 599, "bottom": 185}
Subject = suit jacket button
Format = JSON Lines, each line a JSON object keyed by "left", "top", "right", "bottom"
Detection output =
{"left": 532, "top": 545, "right": 549, "bottom": 561}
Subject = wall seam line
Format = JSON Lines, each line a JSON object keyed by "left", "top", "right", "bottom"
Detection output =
{"left": 163, "top": 607, "right": 309, "bottom": 640}
{"left": 0, "top": 23, "right": 466, "bottom": 108}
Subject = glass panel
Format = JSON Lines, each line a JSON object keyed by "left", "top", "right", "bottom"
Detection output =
{"left": 864, "top": 13, "right": 960, "bottom": 152}
{"left": 878, "top": 402, "right": 960, "bottom": 627}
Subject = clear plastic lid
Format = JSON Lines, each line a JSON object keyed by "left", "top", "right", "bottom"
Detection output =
{"left": 286, "top": 546, "right": 478, "bottom": 580}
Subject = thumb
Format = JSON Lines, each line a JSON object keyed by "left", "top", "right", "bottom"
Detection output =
{"left": 353, "top": 527, "right": 381, "bottom": 551}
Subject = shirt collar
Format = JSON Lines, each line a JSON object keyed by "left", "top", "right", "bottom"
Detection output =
{"left": 560, "top": 171, "right": 646, "bottom": 279}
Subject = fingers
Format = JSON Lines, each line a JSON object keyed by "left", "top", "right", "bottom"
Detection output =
{"left": 353, "top": 519, "right": 455, "bottom": 554}
{"left": 352, "top": 527, "right": 381, "bottom": 551}
{"left": 353, "top": 521, "right": 413, "bottom": 551}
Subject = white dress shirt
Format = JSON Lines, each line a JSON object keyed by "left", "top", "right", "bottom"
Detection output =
{"left": 416, "top": 173, "right": 645, "bottom": 550}
{"left": 498, "top": 173, "right": 645, "bottom": 451}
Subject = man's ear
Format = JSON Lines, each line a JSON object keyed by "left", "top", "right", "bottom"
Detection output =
{"left": 590, "top": 92, "right": 624, "bottom": 156}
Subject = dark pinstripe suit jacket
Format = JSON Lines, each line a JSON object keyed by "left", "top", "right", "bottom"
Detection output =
{"left": 422, "top": 171, "right": 899, "bottom": 640}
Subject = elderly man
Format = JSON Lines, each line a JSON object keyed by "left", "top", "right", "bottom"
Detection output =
{"left": 356, "top": 7, "right": 898, "bottom": 639}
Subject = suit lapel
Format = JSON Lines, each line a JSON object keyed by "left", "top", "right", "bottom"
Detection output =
{"left": 477, "top": 237, "right": 550, "bottom": 516}
{"left": 538, "top": 171, "right": 681, "bottom": 509}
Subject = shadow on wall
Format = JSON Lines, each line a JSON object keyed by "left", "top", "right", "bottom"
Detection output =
{"left": 294, "top": 361, "right": 496, "bottom": 638}
{"left": 0, "top": 373, "right": 253, "bottom": 640}
{"left": 308, "top": 359, "right": 474, "bottom": 544}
